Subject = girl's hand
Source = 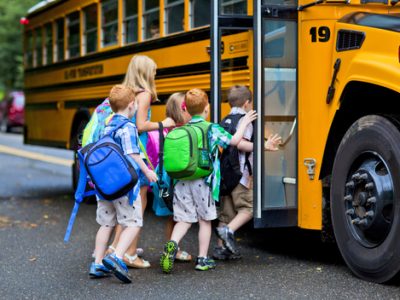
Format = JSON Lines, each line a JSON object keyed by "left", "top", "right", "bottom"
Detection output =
{"left": 243, "top": 110, "right": 258, "bottom": 125}
{"left": 162, "top": 117, "right": 176, "bottom": 128}
{"left": 265, "top": 133, "right": 282, "bottom": 151}
{"left": 145, "top": 169, "right": 158, "bottom": 183}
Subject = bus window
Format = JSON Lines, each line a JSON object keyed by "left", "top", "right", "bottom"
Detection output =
{"left": 55, "top": 18, "right": 64, "bottom": 62}
{"left": 123, "top": 0, "right": 138, "bottom": 44}
{"left": 44, "top": 23, "right": 53, "bottom": 65}
{"left": 165, "top": 0, "right": 184, "bottom": 34}
{"left": 84, "top": 4, "right": 98, "bottom": 54}
{"left": 35, "top": 27, "right": 43, "bottom": 67}
{"left": 143, "top": 0, "right": 160, "bottom": 39}
{"left": 102, "top": 0, "right": 119, "bottom": 47}
{"left": 220, "top": 0, "right": 247, "bottom": 15}
{"left": 25, "top": 31, "right": 33, "bottom": 68}
{"left": 190, "top": 0, "right": 210, "bottom": 28}
{"left": 67, "top": 12, "right": 80, "bottom": 58}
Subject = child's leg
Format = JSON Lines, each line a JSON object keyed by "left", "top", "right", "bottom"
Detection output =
{"left": 109, "top": 224, "right": 122, "bottom": 250}
{"left": 115, "top": 226, "right": 141, "bottom": 259}
{"left": 170, "top": 221, "right": 192, "bottom": 244}
{"left": 125, "top": 186, "right": 147, "bottom": 256}
{"left": 227, "top": 211, "right": 252, "bottom": 232}
{"left": 165, "top": 216, "right": 175, "bottom": 240}
{"left": 95, "top": 226, "right": 114, "bottom": 264}
{"left": 217, "top": 194, "right": 235, "bottom": 247}
{"left": 198, "top": 219, "right": 212, "bottom": 257}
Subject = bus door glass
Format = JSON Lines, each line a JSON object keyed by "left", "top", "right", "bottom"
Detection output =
{"left": 211, "top": 1, "right": 253, "bottom": 123}
{"left": 254, "top": 3, "right": 298, "bottom": 227}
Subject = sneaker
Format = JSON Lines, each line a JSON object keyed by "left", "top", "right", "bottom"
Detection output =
{"left": 215, "top": 225, "right": 239, "bottom": 255}
{"left": 102, "top": 253, "right": 132, "bottom": 283}
{"left": 195, "top": 256, "right": 216, "bottom": 271}
{"left": 160, "top": 240, "right": 178, "bottom": 274}
{"left": 212, "top": 246, "right": 242, "bottom": 260}
{"left": 89, "top": 262, "right": 111, "bottom": 278}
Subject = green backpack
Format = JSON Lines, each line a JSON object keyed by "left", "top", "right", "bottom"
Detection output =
{"left": 164, "top": 121, "right": 213, "bottom": 180}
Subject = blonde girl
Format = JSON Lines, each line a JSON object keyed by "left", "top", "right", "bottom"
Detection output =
{"left": 108, "top": 55, "right": 175, "bottom": 268}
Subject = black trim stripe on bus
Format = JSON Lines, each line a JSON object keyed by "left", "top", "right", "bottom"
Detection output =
{"left": 25, "top": 89, "right": 196, "bottom": 111}
{"left": 24, "top": 56, "right": 249, "bottom": 94}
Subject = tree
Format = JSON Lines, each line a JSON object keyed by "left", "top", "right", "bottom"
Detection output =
{"left": 0, "top": 0, "right": 39, "bottom": 94}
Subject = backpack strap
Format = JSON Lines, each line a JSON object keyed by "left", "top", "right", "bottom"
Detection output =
{"left": 64, "top": 151, "right": 95, "bottom": 242}
{"left": 157, "top": 122, "right": 164, "bottom": 179}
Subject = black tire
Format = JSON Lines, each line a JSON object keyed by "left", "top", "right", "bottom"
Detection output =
{"left": 331, "top": 115, "right": 400, "bottom": 283}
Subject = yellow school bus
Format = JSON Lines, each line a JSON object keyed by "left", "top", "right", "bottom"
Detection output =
{"left": 23, "top": 0, "right": 400, "bottom": 282}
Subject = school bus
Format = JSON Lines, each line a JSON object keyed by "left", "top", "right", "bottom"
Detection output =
{"left": 23, "top": 0, "right": 400, "bottom": 282}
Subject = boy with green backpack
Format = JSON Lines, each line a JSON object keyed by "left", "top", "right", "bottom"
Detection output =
{"left": 160, "top": 88, "right": 257, "bottom": 272}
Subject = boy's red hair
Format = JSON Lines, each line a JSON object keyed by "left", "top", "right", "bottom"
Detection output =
{"left": 185, "top": 88, "right": 208, "bottom": 116}
{"left": 109, "top": 84, "right": 135, "bottom": 112}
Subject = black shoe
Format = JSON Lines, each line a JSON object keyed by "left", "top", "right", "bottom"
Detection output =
{"left": 195, "top": 256, "right": 216, "bottom": 271}
{"left": 212, "top": 246, "right": 242, "bottom": 260}
{"left": 215, "top": 226, "right": 239, "bottom": 255}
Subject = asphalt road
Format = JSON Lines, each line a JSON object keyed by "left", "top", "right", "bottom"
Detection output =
{"left": 1, "top": 132, "right": 400, "bottom": 299}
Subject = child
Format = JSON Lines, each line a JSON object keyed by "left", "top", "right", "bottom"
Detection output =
{"left": 90, "top": 85, "right": 157, "bottom": 283}
{"left": 149, "top": 92, "right": 193, "bottom": 261}
{"left": 160, "top": 88, "right": 257, "bottom": 272}
{"left": 213, "top": 85, "right": 281, "bottom": 260}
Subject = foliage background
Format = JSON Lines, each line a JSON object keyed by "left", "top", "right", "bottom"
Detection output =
{"left": 0, "top": 0, "right": 39, "bottom": 97}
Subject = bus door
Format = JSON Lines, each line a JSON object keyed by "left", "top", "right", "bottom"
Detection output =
{"left": 253, "top": 2, "right": 298, "bottom": 227}
{"left": 210, "top": 0, "right": 253, "bottom": 121}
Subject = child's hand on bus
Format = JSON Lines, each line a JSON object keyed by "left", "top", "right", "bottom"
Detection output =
{"left": 265, "top": 133, "right": 282, "bottom": 151}
{"left": 243, "top": 110, "right": 258, "bottom": 125}
{"left": 145, "top": 169, "right": 158, "bottom": 183}
{"left": 162, "top": 117, "right": 176, "bottom": 128}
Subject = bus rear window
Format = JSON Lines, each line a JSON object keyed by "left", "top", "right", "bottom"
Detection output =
{"left": 35, "top": 27, "right": 43, "bottom": 67}
{"left": 143, "top": 0, "right": 160, "bottom": 39}
{"left": 102, "top": 0, "right": 119, "bottom": 46}
{"left": 124, "top": 0, "right": 138, "bottom": 44}
{"left": 56, "top": 18, "right": 64, "bottom": 62}
{"left": 68, "top": 12, "right": 80, "bottom": 58}
{"left": 191, "top": 0, "right": 210, "bottom": 28}
{"left": 45, "top": 23, "right": 53, "bottom": 65}
{"left": 25, "top": 31, "right": 33, "bottom": 68}
{"left": 84, "top": 4, "right": 98, "bottom": 53}
{"left": 165, "top": 0, "right": 184, "bottom": 34}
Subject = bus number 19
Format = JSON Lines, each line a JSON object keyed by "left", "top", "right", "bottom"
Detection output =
{"left": 310, "top": 26, "right": 331, "bottom": 43}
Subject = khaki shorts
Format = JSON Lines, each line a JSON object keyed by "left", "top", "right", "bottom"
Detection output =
{"left": 173, "top": 178, "right": 217, "bottom": 223}
{"left": 219, "top": 183, "right": 253, "bottom": 224}
{"left": 96, "top": 194, "right": 143, "bottom": 227}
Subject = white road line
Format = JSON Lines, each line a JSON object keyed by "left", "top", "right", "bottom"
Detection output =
{"left": 0, "top": 145, "right": 73, "bottom": 167}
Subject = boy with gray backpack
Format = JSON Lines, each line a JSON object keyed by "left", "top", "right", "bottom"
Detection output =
{"left": 160, "top": 88, "right": 257, "bottom": 272}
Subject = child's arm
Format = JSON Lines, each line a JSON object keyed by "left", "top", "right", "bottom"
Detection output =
{"left": 265, "top": 133, "right": 282, "bottom": 151}
{"left": 237, "top": 140, "right": 253, "bottom": 152}
{"left": 129, "top": 154, "right": 158, "bottom": 183}
{"left": 230, "top": 110, "right": 258, "bottom": 146}
{"left": 136, "top": 92, "right": 175, "bottom": 132}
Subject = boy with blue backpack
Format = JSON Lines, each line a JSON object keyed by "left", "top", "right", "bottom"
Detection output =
{"left": 90, "top": 85, "right": 158, "bottom": 283}
{"left": 160, "top": 88, "right": 257, "bottom": 272}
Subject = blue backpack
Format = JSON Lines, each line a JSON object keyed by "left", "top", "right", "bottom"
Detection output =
{"left": 64, "top": 120, "right": 139, "bottom": 242}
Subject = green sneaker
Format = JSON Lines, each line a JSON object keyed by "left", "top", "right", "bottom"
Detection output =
{"left": 160, "top": 240, "right": 178, "bottom": 274}
{"left": 195, "top": 256, "right": 216, "bottom": 271}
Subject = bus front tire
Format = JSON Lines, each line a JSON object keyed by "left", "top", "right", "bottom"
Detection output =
{"left": 331, "top": 115, "right": 400, "bottom": 283}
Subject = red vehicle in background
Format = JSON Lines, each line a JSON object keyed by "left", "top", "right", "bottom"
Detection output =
{"left": 0, "top": 91, "right": 25, "bottom": 132}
